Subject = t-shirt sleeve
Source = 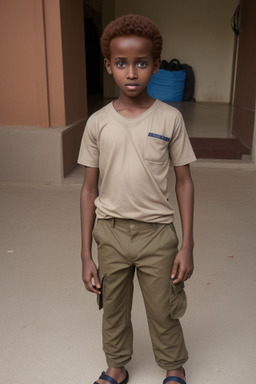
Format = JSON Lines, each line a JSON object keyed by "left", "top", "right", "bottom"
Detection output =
{"left": 169, "top": 111, "right": 197, "bottom": 166}
{"left": 77, "top": 116, "right": 99, "bottom": 167}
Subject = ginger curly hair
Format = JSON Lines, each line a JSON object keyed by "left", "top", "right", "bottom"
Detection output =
{"left": 101, "top": 14, "right": 163, "bottom": 60}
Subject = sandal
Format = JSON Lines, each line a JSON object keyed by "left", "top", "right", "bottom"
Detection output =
{"left": 163, "top": 369, "right": 186, "bottom": 384}
{"left": 94, "top": 370, "right": 129, "bottom": 384}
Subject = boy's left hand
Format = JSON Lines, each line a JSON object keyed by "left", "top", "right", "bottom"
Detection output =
{"left": 171, "top": 246, "right": 194, "bottom": 284}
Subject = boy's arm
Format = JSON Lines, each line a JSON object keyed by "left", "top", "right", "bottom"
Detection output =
{"left": 172, "top": 164, "right": 195, "bottom": 284}
{"left": 80, "top": 166, "right": 101, "bottom": 294}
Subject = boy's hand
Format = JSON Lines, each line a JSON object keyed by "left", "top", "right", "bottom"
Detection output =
{"left": 82, "top": 258, "right": 101, "bottom": 294}
{"left": 171, "top": 247, "right": 194, "bottom": 284}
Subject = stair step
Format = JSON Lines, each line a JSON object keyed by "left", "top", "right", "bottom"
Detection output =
{"left": 190, "top": 138, "right": 250, "bottom": 160}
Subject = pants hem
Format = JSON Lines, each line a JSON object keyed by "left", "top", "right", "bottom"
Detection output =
{"left": 106, "top": 357, "right": 132, "bottom": 368}
{"left": 157, "top": 357, "right": 189, "bottom": 371}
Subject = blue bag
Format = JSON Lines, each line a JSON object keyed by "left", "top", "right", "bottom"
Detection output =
{"left": 147, "top": 68, "right": 186, "bottom": 102}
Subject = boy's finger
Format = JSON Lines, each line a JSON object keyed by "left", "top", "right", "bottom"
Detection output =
{"left": 85, "top": 280, "right": 101, "bottom": 294}
{"left": 93, "top": 272, "right": 101, "bottom": 290}
{"left": 172, "top": 267, "right": 185, "bottom": 284}
{"left": 171, "top": 263, "right": 178, "bottom": 280}
{"left": 172, "top": 274, "right": 183, "bottom": 284}
{"left": 84, "top": 280, "right": 93, "bottom": 292}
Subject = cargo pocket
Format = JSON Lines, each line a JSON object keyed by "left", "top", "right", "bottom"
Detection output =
{"left": 169, "top": 281, "right": 187, "bottom": 319}
{"left": 97, "top": 274, "right": 104, "bottom": 310}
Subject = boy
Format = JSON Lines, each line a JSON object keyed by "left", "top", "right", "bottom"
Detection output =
{"left": 78, "top": 14, "right": 196, "bottom": 384}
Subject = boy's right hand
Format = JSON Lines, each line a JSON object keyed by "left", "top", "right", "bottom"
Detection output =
{"left": 82, "top": 258, "right": 101, "bottom": 294}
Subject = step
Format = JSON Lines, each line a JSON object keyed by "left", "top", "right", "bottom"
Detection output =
{"left": 190, "top": 138, "right": 250, "bottom": 160}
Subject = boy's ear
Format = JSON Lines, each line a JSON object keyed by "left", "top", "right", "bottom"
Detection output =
{"left": 104, "top": 58, "right": 112, "bottom": 75}
{"left": 153, "top": 57, "right": 161, "bottom": 75}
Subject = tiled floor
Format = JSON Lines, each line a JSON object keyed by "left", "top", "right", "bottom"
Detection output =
{"left": 168, "top": 102, "right": 234, "bottom": 139}
{"left": 1, "top": 167, "right": 256, "bottom": 384}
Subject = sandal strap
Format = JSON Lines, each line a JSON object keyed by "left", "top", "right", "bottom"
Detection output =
{"left": 94, "top": 370, "right": 129, "bottom": 384}
{"left": 99, "top": 372, "right": 119, "bottom": 384}
{"left": 163, "top": 376, "right": 186, "bottom": 384}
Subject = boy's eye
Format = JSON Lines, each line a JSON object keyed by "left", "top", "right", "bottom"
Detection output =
{"left": 116, "top": 61, "right": 125, "bottom": 68}
{"left": 137, "top": 61, "right": 147, "bottom": 68}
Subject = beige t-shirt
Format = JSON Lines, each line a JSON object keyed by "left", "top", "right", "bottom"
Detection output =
{"left": 78, "top": 99, "right": 196, "bottom": 223}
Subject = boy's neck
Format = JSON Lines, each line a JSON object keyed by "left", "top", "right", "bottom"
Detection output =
{"left": 113, "top": 94, "right": 156, "bottom": 118}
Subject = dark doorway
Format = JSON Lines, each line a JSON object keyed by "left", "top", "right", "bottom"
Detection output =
{"left": 84, "top": 4, "right": 103, "bottom": 95}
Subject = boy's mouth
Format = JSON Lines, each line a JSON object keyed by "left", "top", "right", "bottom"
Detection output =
{"left": 125, "top": 83, "right": 139, "bottom": 90}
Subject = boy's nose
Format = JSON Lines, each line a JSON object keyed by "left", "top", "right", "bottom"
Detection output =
{"left": 127, "top": 66, "right": 137, "bottom": 79}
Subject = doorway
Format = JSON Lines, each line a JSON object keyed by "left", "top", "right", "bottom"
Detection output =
{"left": 84, "top": 2, "right": 103, "bottom": 100}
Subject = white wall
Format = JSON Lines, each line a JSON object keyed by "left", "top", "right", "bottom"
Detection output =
{"left": 104, "top": 0, "right": 239, "bottom": 102}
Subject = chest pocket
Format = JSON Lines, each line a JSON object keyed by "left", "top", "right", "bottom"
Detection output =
{"left": 144, "top": 132, "right": 170, "bottom": 163}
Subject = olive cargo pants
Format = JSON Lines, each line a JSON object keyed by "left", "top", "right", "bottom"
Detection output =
{"left": 93, "top": 218, "right": 188, "bottom": 370}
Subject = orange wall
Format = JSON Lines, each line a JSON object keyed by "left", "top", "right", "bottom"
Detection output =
{"left": 0, "top": 0, "right": 87, "bottom": 181}
{"left": 0, "top": 0, "right": 49, "bottom": 126}
{"left": 0, "top": 0, "right": 87, "bottom": 128}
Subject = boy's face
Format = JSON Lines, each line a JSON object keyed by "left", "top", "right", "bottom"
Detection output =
{"left": 104, "top": 35, "right": 161, "bottom": 99}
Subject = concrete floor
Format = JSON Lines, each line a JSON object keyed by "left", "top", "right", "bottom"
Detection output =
{"left": 1, "top": 165, "right": 256, "bottom": 384}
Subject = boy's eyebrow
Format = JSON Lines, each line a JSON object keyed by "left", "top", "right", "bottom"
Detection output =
{"left": 114, "top": 56, "right": 150, "bottom": 60}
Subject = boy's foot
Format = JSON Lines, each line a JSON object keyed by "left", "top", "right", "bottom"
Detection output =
{"left": 163, "top": 367, "right": 186, "bottom": 384}
{"left": 94, "top": 367, "right": 129, "bottom": 384}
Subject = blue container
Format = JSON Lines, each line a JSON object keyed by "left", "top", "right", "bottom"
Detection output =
{"left": 147, "top": 69, "right": 186, "bottom": 102}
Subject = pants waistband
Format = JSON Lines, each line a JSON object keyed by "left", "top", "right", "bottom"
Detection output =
{"left": 100, "top": 218, "right": 168, "bottom": 230}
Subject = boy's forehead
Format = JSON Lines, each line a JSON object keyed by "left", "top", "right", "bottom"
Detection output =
{"left": 109, "top": 35, "right": 153, "bottom": 56}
